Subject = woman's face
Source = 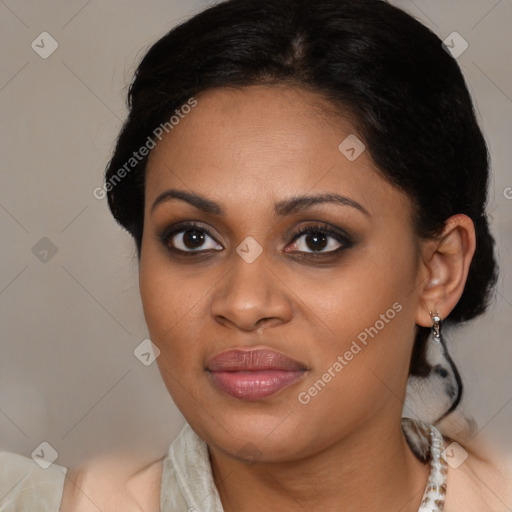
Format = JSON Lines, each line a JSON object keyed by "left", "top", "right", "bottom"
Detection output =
{"left": 139, "top": 85, "right": 427, "bottom": 462}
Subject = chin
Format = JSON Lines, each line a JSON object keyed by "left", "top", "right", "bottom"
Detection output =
{"left": 193, "top": 405, "right": 317, "bottom": 462}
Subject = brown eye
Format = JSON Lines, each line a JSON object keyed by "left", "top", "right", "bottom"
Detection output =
{"left": 288, "top": 224, "right": 352, "bottom": 255}
{"left": 160, "top": 222, "right": 223, "bottom": 253}
{"left": 294, "top": 232, "right": 336, "bottom": 252}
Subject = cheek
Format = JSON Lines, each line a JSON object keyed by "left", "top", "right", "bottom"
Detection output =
{"left": 290, "top": 238, "right": 419, "bottom": 400}
{"left": 139, "top": 252, "right": 213, "bottom": 415}
{"left": 288, "top": 287, "right": 416, "bottom": 448}
{"left": 294, "top": 238, "right": 417, "bottom": 342}
{"left": 139, "top": 246, "right": 205, "bottom": 364}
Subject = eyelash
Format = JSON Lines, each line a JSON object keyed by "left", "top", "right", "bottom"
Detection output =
{"left": 158, "top": 221, "right": 353, "bottom": 259}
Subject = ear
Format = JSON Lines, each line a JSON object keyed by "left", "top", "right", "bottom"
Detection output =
{"left": 415, "top": 214, "right": 476, "bottom": 327}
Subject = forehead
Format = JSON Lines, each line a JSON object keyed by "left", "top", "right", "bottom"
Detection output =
{"left": 144, "top": 85, "right": 406, "bottom": 219}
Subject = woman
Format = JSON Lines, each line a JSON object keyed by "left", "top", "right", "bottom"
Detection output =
{"left": 1, "top": 0, "right": 510, "bottom": 510}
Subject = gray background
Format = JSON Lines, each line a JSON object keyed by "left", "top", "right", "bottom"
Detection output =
{"left": 0, "top": 0, "right": 511, "bottom": 471}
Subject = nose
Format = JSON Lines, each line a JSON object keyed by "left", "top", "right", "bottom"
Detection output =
{"left": 210, "top": 248, "right": 293, "bottom": 332}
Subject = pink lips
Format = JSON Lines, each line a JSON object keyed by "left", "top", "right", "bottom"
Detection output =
{"left": 206, "top": 348, "right": 307, "bottom": 401}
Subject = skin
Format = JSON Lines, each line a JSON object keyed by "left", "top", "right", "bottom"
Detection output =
{"left": 134, "top": 84, "right": 476, "bottom": 512}
{"left": 57, "top": 84, "right": 511, "bottom": 511}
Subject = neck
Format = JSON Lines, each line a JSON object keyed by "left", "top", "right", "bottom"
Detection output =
{"left": 209, "top": 416, "right": 430, "bottom": 512}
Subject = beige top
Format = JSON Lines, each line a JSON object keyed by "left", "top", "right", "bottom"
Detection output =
{"left": 0, "top": 451, "right": 67, "bottom": 511}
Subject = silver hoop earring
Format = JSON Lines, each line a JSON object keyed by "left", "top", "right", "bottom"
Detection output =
{"left": 430, "top": 311, "right": 441, "bottom": 341}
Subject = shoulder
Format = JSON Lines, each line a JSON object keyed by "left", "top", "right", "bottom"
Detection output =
{"left": 443, "top": 436, "right": 512, "bottom": 511}
{"left": 61, "top": 452, "right": 165, "bottom": 512}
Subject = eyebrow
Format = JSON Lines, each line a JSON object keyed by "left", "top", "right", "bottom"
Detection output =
{"left": 150, "top": 189, "right": 370, "bottom": 217}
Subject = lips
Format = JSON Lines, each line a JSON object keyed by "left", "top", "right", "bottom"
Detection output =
{"left": 206, "top": 348, "right": 307, "bottom": 401}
